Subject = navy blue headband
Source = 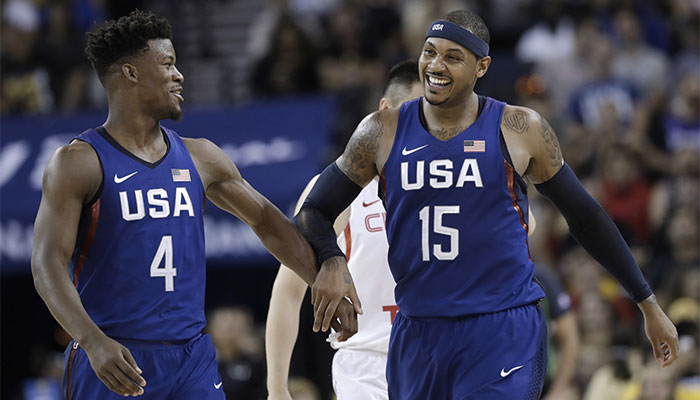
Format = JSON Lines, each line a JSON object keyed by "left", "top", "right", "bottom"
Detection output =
{"left": 425, "top": 20, "right": 489, "bottom": 58}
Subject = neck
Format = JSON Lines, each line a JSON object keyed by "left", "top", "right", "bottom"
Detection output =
{"left": 103, "top": 92, "right": 162, "bottom": 147}
{"left": 422, "top": 91, "right": 480, "bottom": 139}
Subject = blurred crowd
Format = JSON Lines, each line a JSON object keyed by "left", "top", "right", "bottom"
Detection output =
{"left": 3, "top": 0, "right": 699, "bottom": 399}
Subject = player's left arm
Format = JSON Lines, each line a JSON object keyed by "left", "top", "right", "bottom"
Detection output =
{"left": 508, "top": 106, "right": 679, "bottom": 367}
{"left": 184, "top": 137, "right": 318, "bottom": 285}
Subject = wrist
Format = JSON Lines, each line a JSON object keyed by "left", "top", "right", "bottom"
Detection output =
{"left": 75, "top": 328, "right": 106, "bottom": 351}
{"left": 267, "top": 381, "right": 288, "bottom": 393}
{"left": 637, "top": 294, "right": 660, "bottom": 313}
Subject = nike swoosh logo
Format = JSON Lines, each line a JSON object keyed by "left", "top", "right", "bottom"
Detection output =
{"left": 362, "top": 200, "right": 380, "bottom": 207}
{"left": 114, "top": 171, "right": 138, "bottom": 184}
{"left": 500, "top": 365, "right": 524, "bottom": 377}
{"left": 214, "top": 382, "right": 222, "bottom": 389}
{"left": 402, "top": 144, "right": 428, "bottom": 156}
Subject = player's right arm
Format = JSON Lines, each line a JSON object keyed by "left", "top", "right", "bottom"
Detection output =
{"left": 296, "top": 109, "right": 397, "bottom": 333}
{"left": 31, "top": 142, "right": 146, "bottom": 397}
{"left": 266, "top": 176, "right": 353, "bottom": 400}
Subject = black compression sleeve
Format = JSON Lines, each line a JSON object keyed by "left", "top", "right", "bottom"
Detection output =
{"left": 295, "top": 162, "right": 363, "bottom": 265}
{"left": 535, "top": 163, "right": 652, "bottom": 303}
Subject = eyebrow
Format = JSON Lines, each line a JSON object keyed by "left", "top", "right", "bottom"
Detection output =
{"left": 162, "top": 55, "right": 175, "bottom": 62}
{"left": 424, "top": 40, "right": 466, "bottom": 55}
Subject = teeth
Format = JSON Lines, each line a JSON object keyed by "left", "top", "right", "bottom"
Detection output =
{"left": 428, "top": 76, "right": 450, "bottom": 86}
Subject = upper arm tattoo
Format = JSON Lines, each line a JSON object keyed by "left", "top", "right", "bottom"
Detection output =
{"left": 538, "top": 114, "right": 563, "bottom": 167}
{"left": 503, "top": 110, "right": 529, "bottom": 134}
{"left": 337, "top": 113, "right": 383, "bottom": 184}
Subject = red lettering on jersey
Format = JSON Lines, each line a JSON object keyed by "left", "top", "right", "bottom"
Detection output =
{"left": 365, "top": 213, "right": 385, "bottom": 232}
{"left": 382, "top": 305, "right": 400, "bottom": 324}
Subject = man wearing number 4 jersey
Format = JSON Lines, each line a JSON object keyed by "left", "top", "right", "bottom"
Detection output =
{"left": 295, "top": 9, "right": 679, "bottom": 400}
{"left": 266, "top": 61, "right": 423, "bottom": 400}
{"left": 30, "top": 10, "right": 359, "bottom": 400}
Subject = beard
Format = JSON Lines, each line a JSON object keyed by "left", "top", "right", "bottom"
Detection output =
{"left": 425, "top": 92, "right": 448, "bottom": 106}
{"left": 169, "top": 106, "right": 183, "bottom": 121}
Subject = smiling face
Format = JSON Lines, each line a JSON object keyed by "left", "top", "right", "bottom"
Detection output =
{"left": 131, "top": 38, "right": 184, "bottom": 121}
{"left": 418, "top": 38, "right": 490, "bottom": 107}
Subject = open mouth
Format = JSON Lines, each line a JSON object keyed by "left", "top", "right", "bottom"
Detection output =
{"left": 425, "top": 74, "right": 452, "bottom": 90}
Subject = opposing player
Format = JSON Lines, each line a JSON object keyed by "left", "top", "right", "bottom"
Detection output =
{"left": 266, "top": 61, "right": 422, "bottom": 400}
{"left": 30, "top": 11, "right": 357, "bottom": 399}
{"left": 294, "top": 9, "right": 679, "bottom": 399}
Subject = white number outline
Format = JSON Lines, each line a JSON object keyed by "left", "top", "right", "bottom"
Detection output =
{"left": 150, "top": 235, "right": 177, "bottom": 292}
{"left": 419, "top": 205, "right": 460, "bottom": 261}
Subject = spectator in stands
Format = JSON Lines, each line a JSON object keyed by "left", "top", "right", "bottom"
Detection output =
{"left": 252, "top": 16, "right": 320, "bottom": 97}
{"left": 598, "top": 145, "right": 652, "bottom": 245}
{"left": 0, "top": 0, "right": 52, "bottom": 114}
{"left": 37, "top": 0, "right": 91, "bottom": 113}
{"left": 611, "top": 7, "right": 669, "bottom": 98}
{"left": 515, "top": 0, "right": 576, "bottom": 65}
{"left": 207, "top": 306, "right": 266, "bottom": 400}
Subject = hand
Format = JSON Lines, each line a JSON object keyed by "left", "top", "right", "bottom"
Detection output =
{"left": 80, "top": 333, "right": 146, "bottom": 396}
{"left": 330, "top": 297, "right": 359, "bottom": 342}
{"left": 268, "top": 389, "right": 293, "bottom": 400}
{"left": 311, "top": 256, "right": 362, "bottom": 332}
{"left": 638, "top": 295, "right": 679, "bottom": 368}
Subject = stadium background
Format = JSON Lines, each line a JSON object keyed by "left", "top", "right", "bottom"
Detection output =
{"left": 1, "top": 0, "right": 698, "bottom": 399}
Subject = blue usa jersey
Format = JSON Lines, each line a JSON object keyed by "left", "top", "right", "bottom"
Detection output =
{"left": 69, "top": 127, "right": 206, "bottom": 341}
{"left": 381, "top": 97, "right": 544, "bottom": 318}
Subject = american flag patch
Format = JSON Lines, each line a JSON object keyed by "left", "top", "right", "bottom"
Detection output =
{"left": 464, "top": 140, "right": 485, "bottom": 152}
{"left": 172, "top": 168, "right": 191, "bottom": 182}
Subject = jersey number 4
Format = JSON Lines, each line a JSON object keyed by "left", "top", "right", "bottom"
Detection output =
{"left": 151, "top": 235, "right": 177, "bottom": 291}
{"left": 419, "top": 206, "right": 459, "bottom": 261}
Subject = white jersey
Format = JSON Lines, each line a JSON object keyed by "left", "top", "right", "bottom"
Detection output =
{"left": 331, "top": 179, "right": 397, "bottom": 354}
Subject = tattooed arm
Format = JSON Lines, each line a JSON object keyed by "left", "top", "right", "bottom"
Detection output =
{"left": 295, "top": 109, "right": 395, "bottom": 333}
{"left": 336, "top": 109, "right": 395, "bottom": 186}
{"left": 502, "top": 105, "right": 679, "bottom": 368}
{"left": 501, "top": 106, "right": 563, "bottom": 184}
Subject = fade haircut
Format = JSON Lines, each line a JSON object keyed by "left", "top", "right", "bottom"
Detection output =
{"left": 382, "top": 60, "right": 420, "bottom": 103}
{"left": 85, "top": 10, "right": 172, "bottom": 82}
{"left": 442, "top": 10, "right": 490, "bottom": 45}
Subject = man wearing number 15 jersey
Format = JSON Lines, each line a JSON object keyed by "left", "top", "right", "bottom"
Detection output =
{"left": 295, "top": 9, "right": 678, "bottom": 400}
{"left": 30, "top": 10, "right": 358, "bottom": 400}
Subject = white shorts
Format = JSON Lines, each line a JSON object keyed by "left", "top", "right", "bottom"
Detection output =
{"left": 332, "top": 348, "right": 388, "bottom": 400}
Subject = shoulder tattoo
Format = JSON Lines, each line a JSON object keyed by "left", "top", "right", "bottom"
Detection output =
{"left": 338, "top": 113, "right": 383, "bottom": 182}
{"left": 503, "top": 110, "right": 529, "bottom": 134}
{"left": 538, "top": 114, "right": 563, "bottom": 167}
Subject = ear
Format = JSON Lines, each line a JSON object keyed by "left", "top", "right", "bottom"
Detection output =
{"left": 122, "top": 63, "right": 139, "bottom": 83}
{"left": 475, "top": 56, "right": 491, "bottom": 79}
{"left": 379, "top": 97, "right": 391, "bottom": 110}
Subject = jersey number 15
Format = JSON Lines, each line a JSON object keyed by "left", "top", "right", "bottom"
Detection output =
{"left": 419, "top": 205, "right": 460, "bottom": 261}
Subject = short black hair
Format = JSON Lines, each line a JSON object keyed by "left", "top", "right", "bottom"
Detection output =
{"left": 441, "top": 9, "right": 490, "bottom": 45}
{"left": 85, "top": 10, "right": 172, "bottom": 82}
{"left": 382, "top": 60, "right": 420, "bottom": 98}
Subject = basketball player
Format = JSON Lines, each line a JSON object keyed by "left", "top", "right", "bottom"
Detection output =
{"left": 294, "top": 10, "right": 679, "bottom": 399}
{"left": 266, "top": 61, "right": 422, "bottom": 400}
{"left": 30, "top": 11, "right": 358, "bottom": 399}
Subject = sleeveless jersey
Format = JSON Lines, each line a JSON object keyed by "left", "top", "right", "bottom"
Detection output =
{"left": 69, "top": 126, "right": 206, "bottom": 341}
{"left": 381, "top": 97, "right": 544, "bottom": 318}
{"left": 332, "top": 180, "right": 396, "bottom": 354}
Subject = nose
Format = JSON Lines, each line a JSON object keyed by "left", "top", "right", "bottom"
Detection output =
{"left": 428, "top": 56, "right": 446, "bottom": 72}
{"left": 173, "top": 66, "right": 184, "bottom": 83}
